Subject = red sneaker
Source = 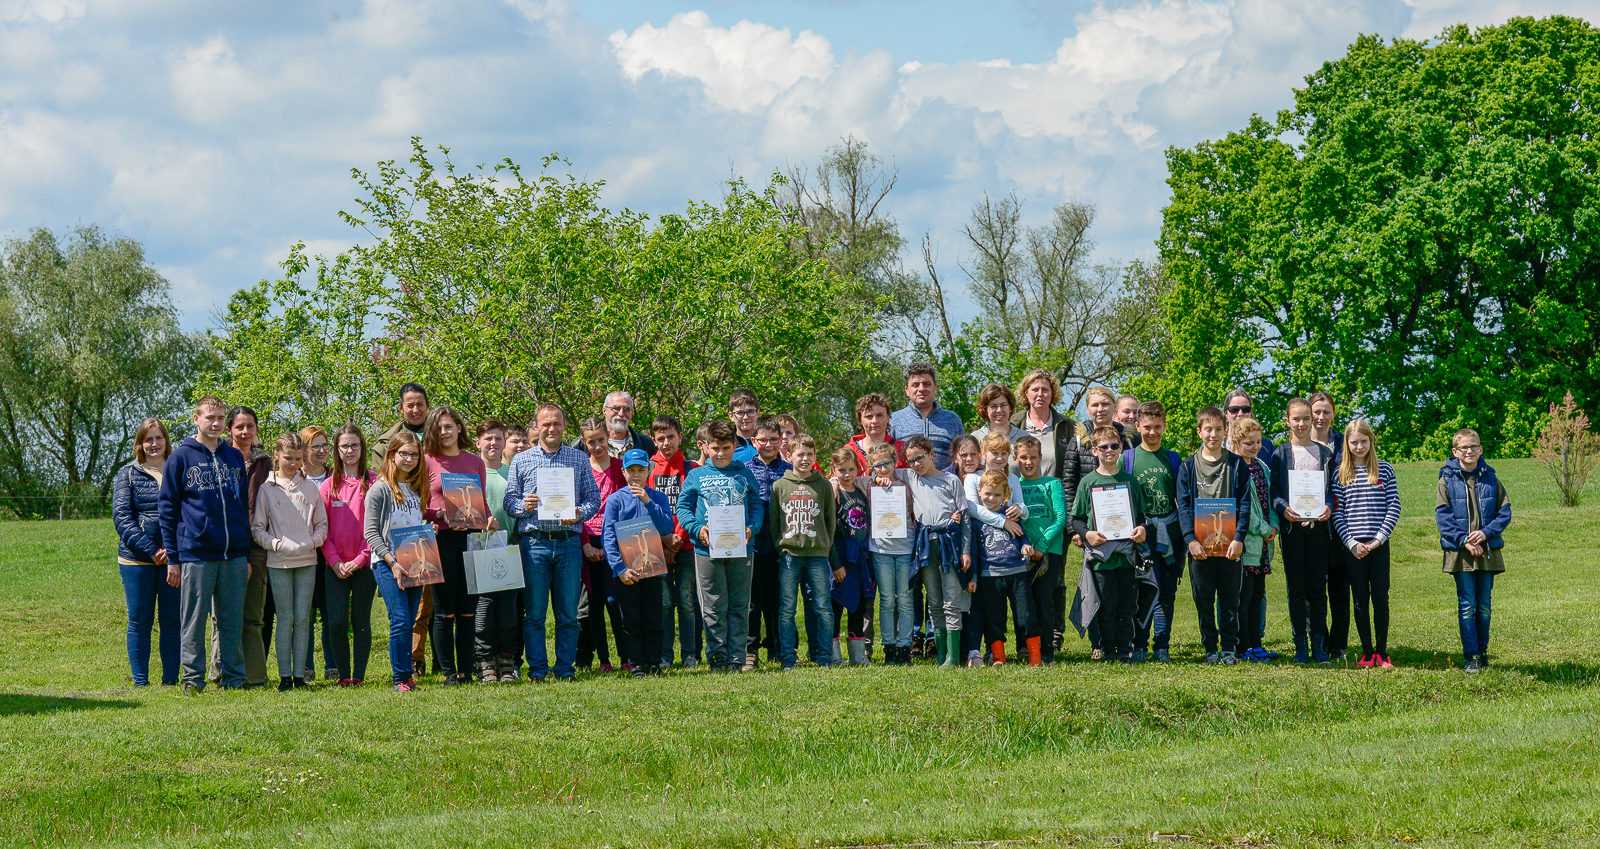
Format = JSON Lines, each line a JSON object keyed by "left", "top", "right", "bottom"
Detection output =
{"left": 1357, "top": 653, "right": 1376, "bottom": 668}
{"left": 1376, "top": 654, "right": 1394, "bottom": 668}
{"left": 394, "top": 679, "right": 418, "bottom": 693}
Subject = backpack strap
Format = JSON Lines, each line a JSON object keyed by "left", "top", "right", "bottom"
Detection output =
{"left": 1122, "top": 448, "right": 1135, "bottom": 475}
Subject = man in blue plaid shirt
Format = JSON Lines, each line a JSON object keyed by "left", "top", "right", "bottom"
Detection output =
{"left": 504, "top": 403, "right": 601, "bottom": 681}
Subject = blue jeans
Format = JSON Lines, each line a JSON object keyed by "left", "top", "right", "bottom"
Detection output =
{"left": 778, "top": 553, "right": 835, "bottom": 666}
{"left": 178, "top": 556, "right": 248, "bottom": 690}
{"left": 872, "top": 551, "right": 915, "bottom": 648}
{"left": 121, "top": 561, "right": 180, "bottom": 686}
{"left": 1453, "top": 571, "right": 1494, "bottom": 657}
{"left": 372, "top": 559, "right": 423, "bottom": 684}
{"left": 521, "top": 535, "right": 582, "bottom": 679}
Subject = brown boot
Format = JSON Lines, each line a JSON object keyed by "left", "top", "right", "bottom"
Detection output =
{"left": 990, "top": 641, "right": 1007, "bottom": 666}
{"left": 1026, "top": 636, "right": 1042, "bottom": 667}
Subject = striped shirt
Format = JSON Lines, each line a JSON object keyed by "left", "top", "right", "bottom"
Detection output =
{"left": 504, "top": 442, "right": 601, "bottom": 535}
{"left": 1332, "top": 461, "right": 1400, "bottom": 549}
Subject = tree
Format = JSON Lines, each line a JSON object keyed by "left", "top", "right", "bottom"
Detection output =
{"left": 0, "top": 226, "right": 208, "bottom": 516}
{"left": 1533, "top": 392, "right": 1600, "bottom": 507}
{"left": 1144, "top": 17, "right": 1600, "bottom": 455}
{"left": 209, "top": 141, "right": 870, "bottom": 442}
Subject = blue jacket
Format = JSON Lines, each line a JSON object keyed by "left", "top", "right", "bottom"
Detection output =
{"left": 1176, "top": 452, "right": 1253, "bottom": 545}
{"left": 112, "top": 462, "right": 164, "bottom": 564}
{"left": 1437, "top": 459, "right": 1511, "bottom": 551}
{"left": 1268, "top": 441, "right": 1336, "bottom": 539}
{"left": 602, "top": 487, "right": 675, "bottom": 579}
{"left": 157, "top": 436, "right": 251, "bottom": 564}
{"left": 745, "top": 454, "right": 790, "bottom": 554}
{"left": 675, "top": 460, "right": 764, "bottom": 556}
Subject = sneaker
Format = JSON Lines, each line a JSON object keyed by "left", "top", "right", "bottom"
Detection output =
{"left": 292, "top": 677, "right": 309, "bottom": 689}
{"left": 621, "top": 662, "right": 635, "bottom": 674}
{"left": 324, "top": 667, "right": 340, "bottom": 682}
{"left": 1118, "top": 654, "right": 1135, "bottom": 665}
{"left": 1357, "top": 653, "right": 1376, "bottom": 668}
{"left": 1090, "top": 648, "right": 1105, "bottom": 661}
{"left": 1220, "top": 651, "right": 1239, "bottom": 665}
{"left": 1204, "top": 652, "right": 1220, "bottom": 664}
{"left": 1293, "top": 649, "right": 1309, "bottom": 665}
{"left": 1312, "top": 646, "right": 1331, "bottom": 665}
{"left": 599, "top": 663, "right": 614, "bottom": 674}
{"left": 278, "top": 677, "right": 294, "bottom": 692}
{"left": 557, "top": 673, "right": 577, "bottom": 682}
{"left": 394, "top": 679, "right": 418, "bottom": 692}
{"left": 441, "top": 675, "right": 462, "bottom": 687}
{"left": 1131, "top": 649, "right": 1147, "bottom": 664}
{"left": 682, "top": 657, "right": 699, "bottom": 670}
{"left": 350, "top": 678, "right": 364, "bottom": 687}
{"left": 1153, "top": 649, "right": 1172, "bottom": 663}
{"left": 1464, "top": 656, "right": 1482, "bottom": 674}
{"left": 339, "top": 678, "right": 357, "bottom": 687}
{"left": 631, "top": 667, "right": 647, "bottom": 678}
{"left": 967, "top": 651, "right": 982, "bottom": 668}
{"left": 181, "top": 682, "right": 202, "bottom": 696}
{"left": 780, "top": 663, "right": 796, "bottom": 672}
{"left": 1478, "top": 653, "right": 1489, "bottom": 669}
{"left": 530, "top": 675, "right": 549, "bottom": 684}
{"left": 1376, "top": 654, "right": 1394, "bottom": 668}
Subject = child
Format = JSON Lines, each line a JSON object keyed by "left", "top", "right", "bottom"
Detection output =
{"left": 577, "top": 417, "right": 626, "bottom": 671}
{"left": 321, "top": 424, "right": 378, "bottom": 687}
{"left": 362, "top": 431, "right": 433, "bottom": 692}
{"left": 744, "top": 416, "right": 792, "bottom": 669}
{"left": 846, "top": 393, "right": 907, "bottom": 472}
{"left": 966, "top": 469, "right": 1034, "bottom": 665}
{"left": 1124, "top": 401, "right": 1183, "bottom": 663}
{"left": 945, "top": 434, "right": 986, "bottom": 665}
{"left": 603, "top": 449, "right": 677, "bottom": 677}
{"left": 1334, "top": 420, "right": 1401, "bottom": 668}
{"left": 251, "top": 433, "right": 330, "bottom": 691}
{"left": 648, "top": 415, "right": 701, "bottom": 669}
{"left": 1269, "top": 397, "right": 1337, "bottom": 664}
{"left": 1230, "top": 416, "right": 1279, "bottom": 663}
{"left": 1015, "top": 435, "right": 1067, "bottom": 664}
{"left": 829, "top": 448, "right": 874, "bottom": 665}
{"left": 471, "top": 419, "right": 520, "bottom": 683}
{"left": 905, "top": 435, "right": 968, "bottom": 667}
{"left": 675, "top": 419, "right": 764, "bottom": 672}
{"left": 1070, "top": 425, "right": 1149, "bottom": 664}
{"left": 1310, "top": 392, "right": 1350, "bottom": 662}
{"left": 1435, "top": 428, "right": 1510, "bottom": 673}
{"left": 728, "top": 388, "right": 761, "bottom": 447}
{"left": 1177, "top": 406, "right": 1251, "bottom": 665}
{"left": 769, "top": 435, "right": 838, "bottom": 669}
{"left": 866, "top": 442, "right": 916, "bottom": 664}
{"left": 504, "top": 425, "right": 530, "bottom": 462}
{"left": 967, "top": 433, "right": 1029, "bottom": 657}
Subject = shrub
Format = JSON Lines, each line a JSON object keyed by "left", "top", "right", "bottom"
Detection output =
{"left": 1532, "top": 392, "right": 1600, "bottom": 507}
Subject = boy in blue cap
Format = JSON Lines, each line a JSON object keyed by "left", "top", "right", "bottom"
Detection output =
{"left": 603, "top": 449, "right": 677, "bottom": 677}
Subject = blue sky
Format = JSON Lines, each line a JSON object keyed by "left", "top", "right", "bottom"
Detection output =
{"left": 0, "top": 0, "right": 1589, "bottom": 331}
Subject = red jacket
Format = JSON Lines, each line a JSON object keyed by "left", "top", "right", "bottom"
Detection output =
{"left": 648, "top": 451, "right": 698, "bottom": 549}
{"left": 846, "top": 435, "right": 906, "bottom": 476}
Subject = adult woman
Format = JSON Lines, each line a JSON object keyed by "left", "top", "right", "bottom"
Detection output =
{"left": 113, "top": 418, "right": 178, "bottom": 686}
{"left": 970, "top": 383, "right": 1027, "bottom": 445}
{"left": 299, "top": 424, "right": 335, "bottom": 681}
{"left": 423, "top": 405, "right": 495, "bottom": 684}
{"left": 226, "top": 406, "right": 273, "bottom": 688}
{"left": 364, "top": 431, "right": 432, "bottom": 691}
{"left": 1008, "top": 370, "right": 1080, "bottom": 495}
{"left": 321, "top": 424, "right": 378, "bottom": 685}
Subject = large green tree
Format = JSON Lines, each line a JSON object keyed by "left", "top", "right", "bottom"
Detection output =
{"left": 0, "top": 226, "right": 207, "bottom": 515}
{"left": 209, "top": 141, "right": 868, "bottom": 438}
{"left": 1141, "top": 16, "right": 1600, "bottom": 455}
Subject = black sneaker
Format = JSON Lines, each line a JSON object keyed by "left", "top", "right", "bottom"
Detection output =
{"left": 1478, "top": 653, "right": 1489, "bottom": 669}
{"left": 1464, "top": 656, "right": 1482, "bottom": 674}
{"left": 292, "top": 677, "right": 309, "bottom": 689}
{"left": 278, "top": 677, "right": 294, "bottom": 692}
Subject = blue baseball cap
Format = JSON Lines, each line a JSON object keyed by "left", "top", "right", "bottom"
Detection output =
{"left": 622, "top": 448, "right": 651, "bottom": 469}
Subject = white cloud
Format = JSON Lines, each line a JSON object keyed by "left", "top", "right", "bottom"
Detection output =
{"left": 0, "top": 0, "right": 84, "bottom": 24}
{"left": 609, "top": 11, "right": 835, "bottom": 112}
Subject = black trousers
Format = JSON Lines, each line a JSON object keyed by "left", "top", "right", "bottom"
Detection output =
{"left": 1281, "top": 522, "right": 1332, "bottom": 641}
{"left": 1092, "top": 567, "right": 1136, "bottom": 658}
{"left": 980, "top": 573, "right": 1035, "bottom": 647}
{"left": 1190, "top": 556, "right": 1243, "bottom": 654}
{"left": 747, "top": 548, "right": 780, "bottom": 659}
{"left": 1346, "top": 541, "right": 1392, "bottom": 656}
{"left": 577, "top": 555, "right": 620, "bottom": 666}
{"left": 1237, "top": 572, "right": 1266, "bottom": 652}
{"left": 1025, "top": 553, "right": 1063, "bottom": 660}
{"left": 1326, "top": 546, "right": 1351, "bottom": 654}
{"left": 431, "top": 529, "right": 477, "bottom": 676}
{"left": 474, "top": 588, "right": 522, "bottom": 663}
{"left": 325, "top": 562, "right": 376, "bottom": 680}
{"left": 616, "top": 575, "right": 668, "bottom": 670}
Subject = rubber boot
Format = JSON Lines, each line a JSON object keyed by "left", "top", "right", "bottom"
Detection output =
{"left": 934, "top": 628, "right": 949, "bottom": 667}
{"left": 832, "top": 638, "right": 842, "bottom": 666}
{"left": 938, "top": 630, "right": 957, "bottom": 669}
{"left": 1026, "top": 636, "right": 1043, "bottom": 667}
{"left": 848, "top": 638, "right": 868, "bottom": 666}
{"left": 990, "top": 640, "right": 1007, "bottom": 667}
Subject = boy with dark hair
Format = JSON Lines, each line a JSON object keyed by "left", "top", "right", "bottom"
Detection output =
{"left": 727, "top": 389, "right": 760, "bottom": 447}
{"left": 905, "top": 434, "right": 968, "bottom": 666}
{"left": 474, "top": 418, "right": 521, "bottom": 682}
{"left": 1124, "top": 400, "right": 1183, "bottom": 662}
{"left": 159, "top": 396, "right": 253, "bottom": 693}
{"left": 1177, "top": 406, "right": 1253, "bottom": 664}
{"left": 1436, "top": 427, "right": 1511, "bottom": 673}
{"left": 1014, "top": 435, "right": 1067, "bottom": 664}
{"left": 1071, "top": 425, "right": 1150, "bottom": 664}
{"left": 769, "top": 434, "right": 838, "bottom": 669}
{"left": 676, "top": 419, "right": 764, "bottom": 672}
{"left": 743, "top": 416, "right": 791, "bottom": 669}
{"left": 648, "top": 414, "right": 702, "bottom": 667}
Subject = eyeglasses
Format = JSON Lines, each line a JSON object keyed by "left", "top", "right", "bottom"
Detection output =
{"left": 396, "top": 451, "right": 421, "bottom": 461}
{"left": 1454, "top": 444, "right": 1482, "bottom": 453}
{"left": 604, "top": 405, "right": 633, "bottom": 414}
{"left": 871, "top": 460, "right": 895, "bottom": 470}
{"left": 310, "top": 443, "right": 329, "bottom": 452}
{"left": 985, "top": 403, "right": 1011, "bottom": 412}
{"left": 730, "top": 408, "right": 758, "bottom": 417}
{"left": 906, "top": 452, "right": 929, "bottom": 465}
{"left": 1226, "top": 405, "right": 1251, "bottom": 415}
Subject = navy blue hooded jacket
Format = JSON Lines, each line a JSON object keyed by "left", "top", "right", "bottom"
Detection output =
{"left": 158, "top": 436, "right": 252, "bottom": 564}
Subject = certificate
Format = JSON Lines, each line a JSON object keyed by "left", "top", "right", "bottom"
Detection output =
{"left": 1287, "top": 470, "right": 1326, "bottom": 519}
{"left": 1090, "top": 483, "right": 1136, "bottom": 541}
{"left": 870, "top": 485, "right": 907, "bottom": 540}
{"left": 536, "top": 466, "right": 577, "bottom": 522}
{"left": 705, "top": 504, "right": 747, "bottom": 559}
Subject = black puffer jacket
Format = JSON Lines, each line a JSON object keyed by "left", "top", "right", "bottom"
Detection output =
{"left": 1069, "top": 420, "right": 1136, "bottom": 485}
{"left": 113, "top": 462, "right": 164, "bottom": 563}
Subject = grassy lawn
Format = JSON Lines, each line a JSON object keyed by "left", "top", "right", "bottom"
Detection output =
{"left": 1, "top": 458, "right": 1596, "bottom": 848}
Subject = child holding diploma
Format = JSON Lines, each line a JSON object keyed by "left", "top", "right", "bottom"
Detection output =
{"left": 1270, "top": 397, "right": 1337, "bottom": 664}
{"left": 1070, "top": 425, "right": 1148, "bottom": 665}
{"left": 866, "top": 442, "right": 916, "bottom": 664}
{"left": 675, "top": 419, "right": 764, "bottom": 672}
{"left": 422, "top": 406, "right": 495, "bottom": 685}
{"left": 1177, "top": 407, "right": 1252, "bottom": 665}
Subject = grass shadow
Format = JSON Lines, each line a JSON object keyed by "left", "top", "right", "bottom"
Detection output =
{"left": 0, "top": 692, "right": 140, "bottom": 716}
{"left": 1380, "top": 646, "right": 1600, "bottom": 685}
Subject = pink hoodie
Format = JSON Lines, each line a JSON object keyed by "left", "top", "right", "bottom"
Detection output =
{"left": 321, "top": 471, "right": 377, "bottom": 570}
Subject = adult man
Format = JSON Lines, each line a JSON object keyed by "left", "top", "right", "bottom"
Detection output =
{"left": 887, "top": 363, "right": 964, "bottom": 471}
{"left": 573, "top": 390, "right": 658, "bottom": 459}
{"left": 1115, "top": 395, "right": 1140, "bottom": 428}
{"left": 504, "top": 404, "right": 602, "bottom": 682}
{"left": 371, "top": 383, "right": 430, "bottom": 466}
{"left": 159, "top": 396, "right": 252, "bottom": 694}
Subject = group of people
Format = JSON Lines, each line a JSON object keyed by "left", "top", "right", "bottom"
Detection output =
{"left": 112, "top": 365, "right": 1513, "bottom": 693}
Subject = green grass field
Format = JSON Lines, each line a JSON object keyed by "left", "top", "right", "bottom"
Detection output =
{"left": 1, "top": 458, "right": 1596, "bottom": 848}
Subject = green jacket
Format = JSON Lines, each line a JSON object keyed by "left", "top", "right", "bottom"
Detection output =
{"left": 768, "top": 469, "right": 838, "bottom": 558}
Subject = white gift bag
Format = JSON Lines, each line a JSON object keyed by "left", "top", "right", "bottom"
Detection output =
{"left": 464, "top": 531, "right": 523, "bottom": 594}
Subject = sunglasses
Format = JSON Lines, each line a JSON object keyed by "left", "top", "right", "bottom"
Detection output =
{"left": 1095, "top": 443, "right": 1121, "bottom": 452}
{"left": 1226, "top": 405, "right": 1251, "bottom": 415}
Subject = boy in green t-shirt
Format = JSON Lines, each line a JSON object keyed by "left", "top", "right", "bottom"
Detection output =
{"left": 1126, "top": 401, "right": 1182, "bottom": 663}
{"left": 1070, "top": 425, "right": 1149, "bottom": 663}
{"left": 1014, "top": 435, "right": 1067, "bottom": 664}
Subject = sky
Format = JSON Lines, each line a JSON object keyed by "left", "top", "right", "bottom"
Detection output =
{"left": 0, "top": 0, "right": 1590, "bottom": 330}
